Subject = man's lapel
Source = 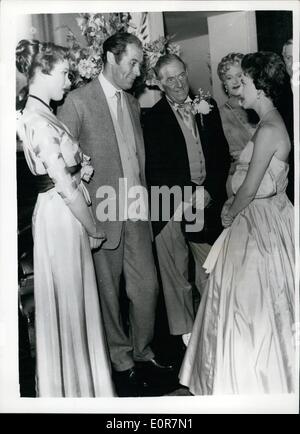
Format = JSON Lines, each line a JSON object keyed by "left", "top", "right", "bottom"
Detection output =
{"left": 90, "top": 79, "right": 123, "bottom": 167}
{"left": 90, "top": 79, "right": 113, "bottom": 124}
{"left": 123, "top": 92, "right": 144, "bottom": 163}
{"left": 159, "top": 96, "right": 186, "bottom": 138}
{"left": 195, "top": 112, "right": 209, "bottom": 157}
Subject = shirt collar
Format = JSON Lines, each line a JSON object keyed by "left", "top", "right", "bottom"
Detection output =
{"left": 99, "top": 72, "right": 122, "bottom": 99}
{"left": 166, "top": 95, "right": 192, "bottom": 110}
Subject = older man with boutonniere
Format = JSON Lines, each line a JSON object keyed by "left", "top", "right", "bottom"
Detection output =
{"left": 143, "top": 54, "right": 230, "bottom": 349}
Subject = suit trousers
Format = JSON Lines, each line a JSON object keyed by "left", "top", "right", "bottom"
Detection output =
{"left": 188, "top": 241, "right": 211, "bottom": 296}
{"left": 155, "top": 218, "right": 211, "bottom": 335}
{"left": 93, "top": 220, "right": 158, "bottom": 372}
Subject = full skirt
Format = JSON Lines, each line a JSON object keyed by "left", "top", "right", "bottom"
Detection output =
{"left": 32, "top": 189, "right": 115, "bottom": 397}
{"left": 179, "top": 193, "right": 295, "bottom": 395}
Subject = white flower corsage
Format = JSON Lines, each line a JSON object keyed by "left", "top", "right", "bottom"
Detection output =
{"left": 81, "top": 153, "right": 94, "bottom": 182}
{"left": 191, "top": 88, "right": 213, "bottom": 126}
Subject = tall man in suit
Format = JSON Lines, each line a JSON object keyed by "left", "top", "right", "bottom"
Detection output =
{"left": 143, "top": 54, "right": 230, "bottom": 344}
{"left": 58, "top": 33, "right": 172, "bottom": 396}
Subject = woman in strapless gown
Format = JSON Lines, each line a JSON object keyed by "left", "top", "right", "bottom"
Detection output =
{"left": 179, "top": 52, "right": 295, "bottom": 395}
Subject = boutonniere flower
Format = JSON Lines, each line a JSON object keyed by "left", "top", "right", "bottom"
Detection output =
{"left": 191, "top": 88, "right": 213, "bottom": 126}
{"left": 81, "top": 153, "right": 94, "bottom": 183}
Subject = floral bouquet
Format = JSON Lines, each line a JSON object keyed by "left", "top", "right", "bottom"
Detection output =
{"left": 64, "top": 12, "right": 133, "bottom": 88}
{"left": 142, "top": 36, "right": 181, "bottom": 86}
{"left": 65, "top": 12, "right": 181, "bottom": 92}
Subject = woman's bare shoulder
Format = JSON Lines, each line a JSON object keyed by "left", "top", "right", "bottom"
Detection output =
{"left": 254, "top": 119, "right": 290, "bottom": 159}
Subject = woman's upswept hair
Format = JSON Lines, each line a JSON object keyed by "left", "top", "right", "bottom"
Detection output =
{"left": 217, "top": 52, "right": 244, "bottom": 82}
{"left": 16, "top": 39, "right": 68, "bottom": 82}
{"left": 241, "top": 51, "right": 287, "bottom": 103}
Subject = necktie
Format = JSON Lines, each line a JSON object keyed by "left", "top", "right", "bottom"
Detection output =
{"left": 115, "top": 90, "right": 124, "bottom": 135}
{"left": 172, "top": 101, "right": 198, "bottom": 139}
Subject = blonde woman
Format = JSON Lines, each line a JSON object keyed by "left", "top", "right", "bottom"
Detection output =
{"left": 217, "top": 53, "right": 257, "bottom": 196}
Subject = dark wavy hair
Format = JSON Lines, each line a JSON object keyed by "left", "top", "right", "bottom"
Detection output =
{"left": 102, "top": 32, "right": 142, "bottom": 65}
{"left": 241, "top": 51, "right": 287, "bottom": 103}
{"left": 16, "top": 39, "right": 68, "bottom": 82}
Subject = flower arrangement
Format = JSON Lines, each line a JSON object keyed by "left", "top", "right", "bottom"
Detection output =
{"left": 64, "top": 12, "right": 133, "bottom": 88}
{"left": 65, "top": 12, "right": 181, "bottom": 91}
{"left": 142, "top": 35, "right": 181, "bottom": 86}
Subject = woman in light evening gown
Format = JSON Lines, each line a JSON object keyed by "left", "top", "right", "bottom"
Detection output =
{"left": 217, "top": 52, "right": 257, "bottom": 197}
{"left": 16, "top": 39, "right": 115, "bottom": 397}
{"left": 179, "top": 52, "right": 295, "bottom": 395}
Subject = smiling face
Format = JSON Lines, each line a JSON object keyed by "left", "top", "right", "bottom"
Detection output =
{"left": 223, "top": 64, "right": 243, "bottom": 97}
{"left": 157, "top": 58, "right": 189, "bottom": 104}
{"left": 109, "top": 43, "right": 143, "bottom": 90}
{"left": 44, "top": 60, "right": 71, "bottom": 101}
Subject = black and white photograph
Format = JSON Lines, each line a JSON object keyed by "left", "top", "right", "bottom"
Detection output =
{"left": 0, "top": 0, "right": 299, "bottom": 414}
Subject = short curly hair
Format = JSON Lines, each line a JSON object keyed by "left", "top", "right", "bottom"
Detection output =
{"left": 241, "top": 51, "right": 286, "bottom": 103}
{"left": 217, "top": 52, "right": 244, "bottom": 82}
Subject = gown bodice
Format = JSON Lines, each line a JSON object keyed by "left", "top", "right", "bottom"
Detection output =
{"left": 219, "top": 103, "right": 256, "bottom": 157}
{"left": 231, "top": 141, "right": 289, "bottom": 198}
{"left": 17, "top": 108, "right": 91, "bottom": 204}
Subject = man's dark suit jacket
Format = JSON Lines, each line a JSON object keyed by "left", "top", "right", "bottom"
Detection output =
{"left": 143, "top": 95, "right": 230, "bottom": 245}
{"left": 277, "top": 78, "right": 294, "bottom": 204}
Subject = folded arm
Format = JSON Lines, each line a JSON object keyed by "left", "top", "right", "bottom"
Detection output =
{"left": 33, "top": 121, "right": 105, "bottom": 245}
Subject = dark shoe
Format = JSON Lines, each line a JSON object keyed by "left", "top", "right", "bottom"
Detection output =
{"left": 136, "top": 358, "right": 178, "bottom": 394}
{"left": 136, "top": 358, "right": 174, "bottom": 371}
{"left": 113, "top": 367, "right": 149, "bottom": 397}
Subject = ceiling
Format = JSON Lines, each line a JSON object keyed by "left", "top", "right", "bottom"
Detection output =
{"left": 163, "top": 11, "right": 234, "bottom": 41}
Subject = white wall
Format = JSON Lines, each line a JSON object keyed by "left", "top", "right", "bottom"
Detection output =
{"left": 135, "top": 12, "right": 164, "bottom": 108}
{"left": 15, "top": 14, "right": 35, "bottom": 94}
{"left": 178, "top": 34, "right": 212, "bottom": 97}
{"left": 208, "top": 11, "right": 258, "bottom": 106}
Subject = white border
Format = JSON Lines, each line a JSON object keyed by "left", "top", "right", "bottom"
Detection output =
{"left": 0, "top": 0, "right": 299, "bottom": 414}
